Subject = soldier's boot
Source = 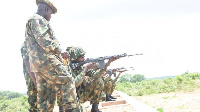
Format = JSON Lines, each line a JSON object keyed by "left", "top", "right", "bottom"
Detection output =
{"left": 59, "top": 106, "right": 64, "bottom": 112}
{"left": 65, "top": 109, "right": 73, "bottom": 112}
{"left": 106, "top": 94, "right": 115, "bottom": 101}
{"left": 91, "top": 103, "right": 102, "bottom": 112}
{"left": 109, "top": 95, "right": 117, "bottom": 99}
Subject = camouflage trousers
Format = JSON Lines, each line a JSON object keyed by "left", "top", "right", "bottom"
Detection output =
{"left": 103, "top": 80, "right": 112, "bottom": 95}
{"left": 23, "top": 63, "right": 37, "bottom": 112}
{"left": 35, "top": 72, "right": 81, "bottom": 111}
{"left": 77, "top": 78, "right": 104, "bottom": 104}
{"left": 35, "top": 73, "right": 56, "bottom": 112}
{"left": 56, "top": 84, "right": 82, "bottom": 111}
{"left": 111, "top": 82, "right": 116, "bottom": 94}
{"left": 34, "top": 59, "right": 80, "bottom": 112}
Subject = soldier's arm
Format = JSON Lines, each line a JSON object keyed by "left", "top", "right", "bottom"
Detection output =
{"left": 87, "top": 63, "right": 105, "bottom": 79}
{"left": 74, "top": 63, "right": 95, "bottom": 87}
{"left": 112, "top": 71, "right": 123, "bottom": 83}
{"left": 74, "top": 70, "right": 85, "bottom": 87}
{"left": 24, "top": 59, "right": 37, "bottom": 88}
{"left": 21, "top": 44, "right": 37, "bottom": 88}
{"left": 88, "top": 69, "right": 105, "bottom": 79}
{"left": 104, "top": 57, "right": 120, "bottom": 70}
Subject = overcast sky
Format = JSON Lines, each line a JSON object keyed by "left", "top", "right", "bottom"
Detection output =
{"left": 0, "top": 0, "right": 200, "bottom": 93}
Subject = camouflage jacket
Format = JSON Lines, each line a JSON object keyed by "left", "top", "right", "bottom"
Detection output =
{"left": 25, "top": 14, "right": 63, "bottom": 72}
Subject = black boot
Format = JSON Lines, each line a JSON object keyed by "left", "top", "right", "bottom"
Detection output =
{"left": 106, "top": 94, "right": 115, "bottom": 101}
{"left": 91, "top": 103, "right": 102, "bottom": 112}
{"left": 109, "top": 95, "right": 117, "bottom": 99}
{"left": 64, "top": 109, "right": 73, "bottom": 112}
{"left": 59, "top": 106, "right": 64, "bottom": 112}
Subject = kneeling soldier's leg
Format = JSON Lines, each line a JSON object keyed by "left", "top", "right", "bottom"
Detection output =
{"left": 90, "top": 78, "right": 104, "bottom": 112}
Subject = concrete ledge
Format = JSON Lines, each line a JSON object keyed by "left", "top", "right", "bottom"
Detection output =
{"left": 100, "top": 103, "right": 130, "bottom": 110}
{"left": 111, "top": 94, "right": 120, "bottom": 97}
{"left": 116, "top": 90, "right": 158, "bottom": 112}
{"left": 101, "top": 100, "right": 126, "bottom": 107}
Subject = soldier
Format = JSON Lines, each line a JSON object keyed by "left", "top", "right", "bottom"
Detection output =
{"left": 103, "top": 75, "right": 115, "bottom": 101}
{"left": 56, "top": 48, "right": 93, "bottom": 112}
{"left": 68, "top": 47, "right": 118, "bottom": 112}
{"left": 104, "top": 70, "right": 125, "bottom": 101}
{"left": 21, "top": 43, "right": 37, "bottom": 112}
{"left": 24, "top": 0, "right": 82, "bottom": 111}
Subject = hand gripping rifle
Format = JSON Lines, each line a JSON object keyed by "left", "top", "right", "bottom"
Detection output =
{"left": 69, "top": 53, "right": 142, "bottom": 71}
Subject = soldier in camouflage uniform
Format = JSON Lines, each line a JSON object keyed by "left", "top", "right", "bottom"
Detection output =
{"left": 68, "top": 47, "right": 118, "bottom": 112}
{"left": 103, "top": 75, "right": 115, "bottom": 101}
{"left": 56, "top": 48, "right": 91, "bottom": 112}
{"left": 103, "top": 70, "right": 125, "bottom": 101}
{"left": 21, "top": 43, "right": 37, "bottom": 112}
{"left": 25, "top": 1, "right": 81, "bottom": 111}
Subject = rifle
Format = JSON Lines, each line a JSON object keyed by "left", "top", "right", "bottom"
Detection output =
{"left": 106, "top": 67, "right": 135, "bottom": 77}
{"left": 69, "top": 53, "right": 142, "bottom": 70}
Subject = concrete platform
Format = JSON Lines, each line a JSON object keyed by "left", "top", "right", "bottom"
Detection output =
{"left": 116, "top": 90, "right": 158, "bottom": 112}
{"left": 54, "top": 90, "right": 158, "bottom": 112}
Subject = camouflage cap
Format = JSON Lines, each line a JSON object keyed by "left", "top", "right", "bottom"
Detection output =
{"left": 68, "top": 47, "right": 86, "bottom": 62}
{"left": 36, "top": 0, "right": 57, "bottom": 14}
{"left": 66, "top": 46, "right": 73, "bottom": 52}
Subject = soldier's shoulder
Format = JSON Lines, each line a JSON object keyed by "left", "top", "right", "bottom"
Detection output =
{"left": 27, "top": 14, "right": 48, "bottom": 25}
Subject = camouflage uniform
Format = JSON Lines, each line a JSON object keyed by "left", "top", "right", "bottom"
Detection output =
{"left": 56, "top": 65, "right": 83, "bottom": 112}
{"left": 103, "top": 76, "right": 113, "bottom": 96}
{"left": 21, "top": 43, "right": 37, "bottom": 112}
{"left": 68, "top": 47, "right": 105, "bottom": 105}
{"left": 25, "top": 12, "right": 79, "bottom": 112}
{"left": 110, "top": 75, "right": 120, "bottom": 94}
{"left": 103, "top": 74, "right": 120, "bottom": 100}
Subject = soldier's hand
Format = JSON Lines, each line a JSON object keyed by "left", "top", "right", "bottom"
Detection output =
{"left": 112, "top": 69, "right": 117, "bottom": 73}
{"left": 84, "top": 62, "right": 96, "bottom": 70}
{"left": 61, "top": 52, "right": 70, "bottom": 60}
{"left": 108, "top": 56, "right": 119, "bottom": 63}
{"left": 119, "top": 70, "right": 126, "bottom": 73}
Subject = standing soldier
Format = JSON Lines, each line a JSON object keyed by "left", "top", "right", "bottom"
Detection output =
{"left": 21, "top": 43, "right": 37, "bottom": 112}
{"left": 68, "top": 47, "right": 118, "bottom": 112}
{"left": 24, "top": 0, "right": 81, "bottom": 111}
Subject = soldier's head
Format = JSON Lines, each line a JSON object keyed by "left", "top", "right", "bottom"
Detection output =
{"left": 68, "top": 47, "right": 86, "bottom": 63}
{"left": 36, "top": 0, "right": 57, "bottom": 21}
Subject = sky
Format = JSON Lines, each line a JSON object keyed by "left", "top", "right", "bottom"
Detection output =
{"left": 0, "top": 0, "right": 200, "bottom": 93}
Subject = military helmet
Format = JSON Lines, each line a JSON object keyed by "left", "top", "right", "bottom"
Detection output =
{"left": 36, "top": 0, "right": 57, "bottom": 14}
{"left": 68, "top": 47, "right": 86, "bottom": 62}
{"left": 66, "top": 46, "right": 73, "bottom": 52}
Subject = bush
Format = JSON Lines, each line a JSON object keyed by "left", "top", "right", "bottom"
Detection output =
{"left": 0, "top": 91, "right": 29, "bottom": 111}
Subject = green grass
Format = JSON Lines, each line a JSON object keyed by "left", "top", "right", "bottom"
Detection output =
{"left": 116, "top": 72, "right": 200, "bottom": 96}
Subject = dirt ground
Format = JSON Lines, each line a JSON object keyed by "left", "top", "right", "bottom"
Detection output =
{"left": 134, "top": 89, "right": 200, "bottom": 112}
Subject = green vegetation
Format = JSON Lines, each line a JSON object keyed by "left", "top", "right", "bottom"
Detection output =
{"left": 118, "top": 74, "right": 145, "bottom": 83}
{"left": 116, "top": 72, "right": 200, "bottom": 96}
{"left": 0, "top": 91, "right": 29, "bottom": 111}
{"left": 157, "top": 107, "right": 164, "bottom": 112}
{"left": 1, "top": 72, "right": 200, "bottom": 111}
